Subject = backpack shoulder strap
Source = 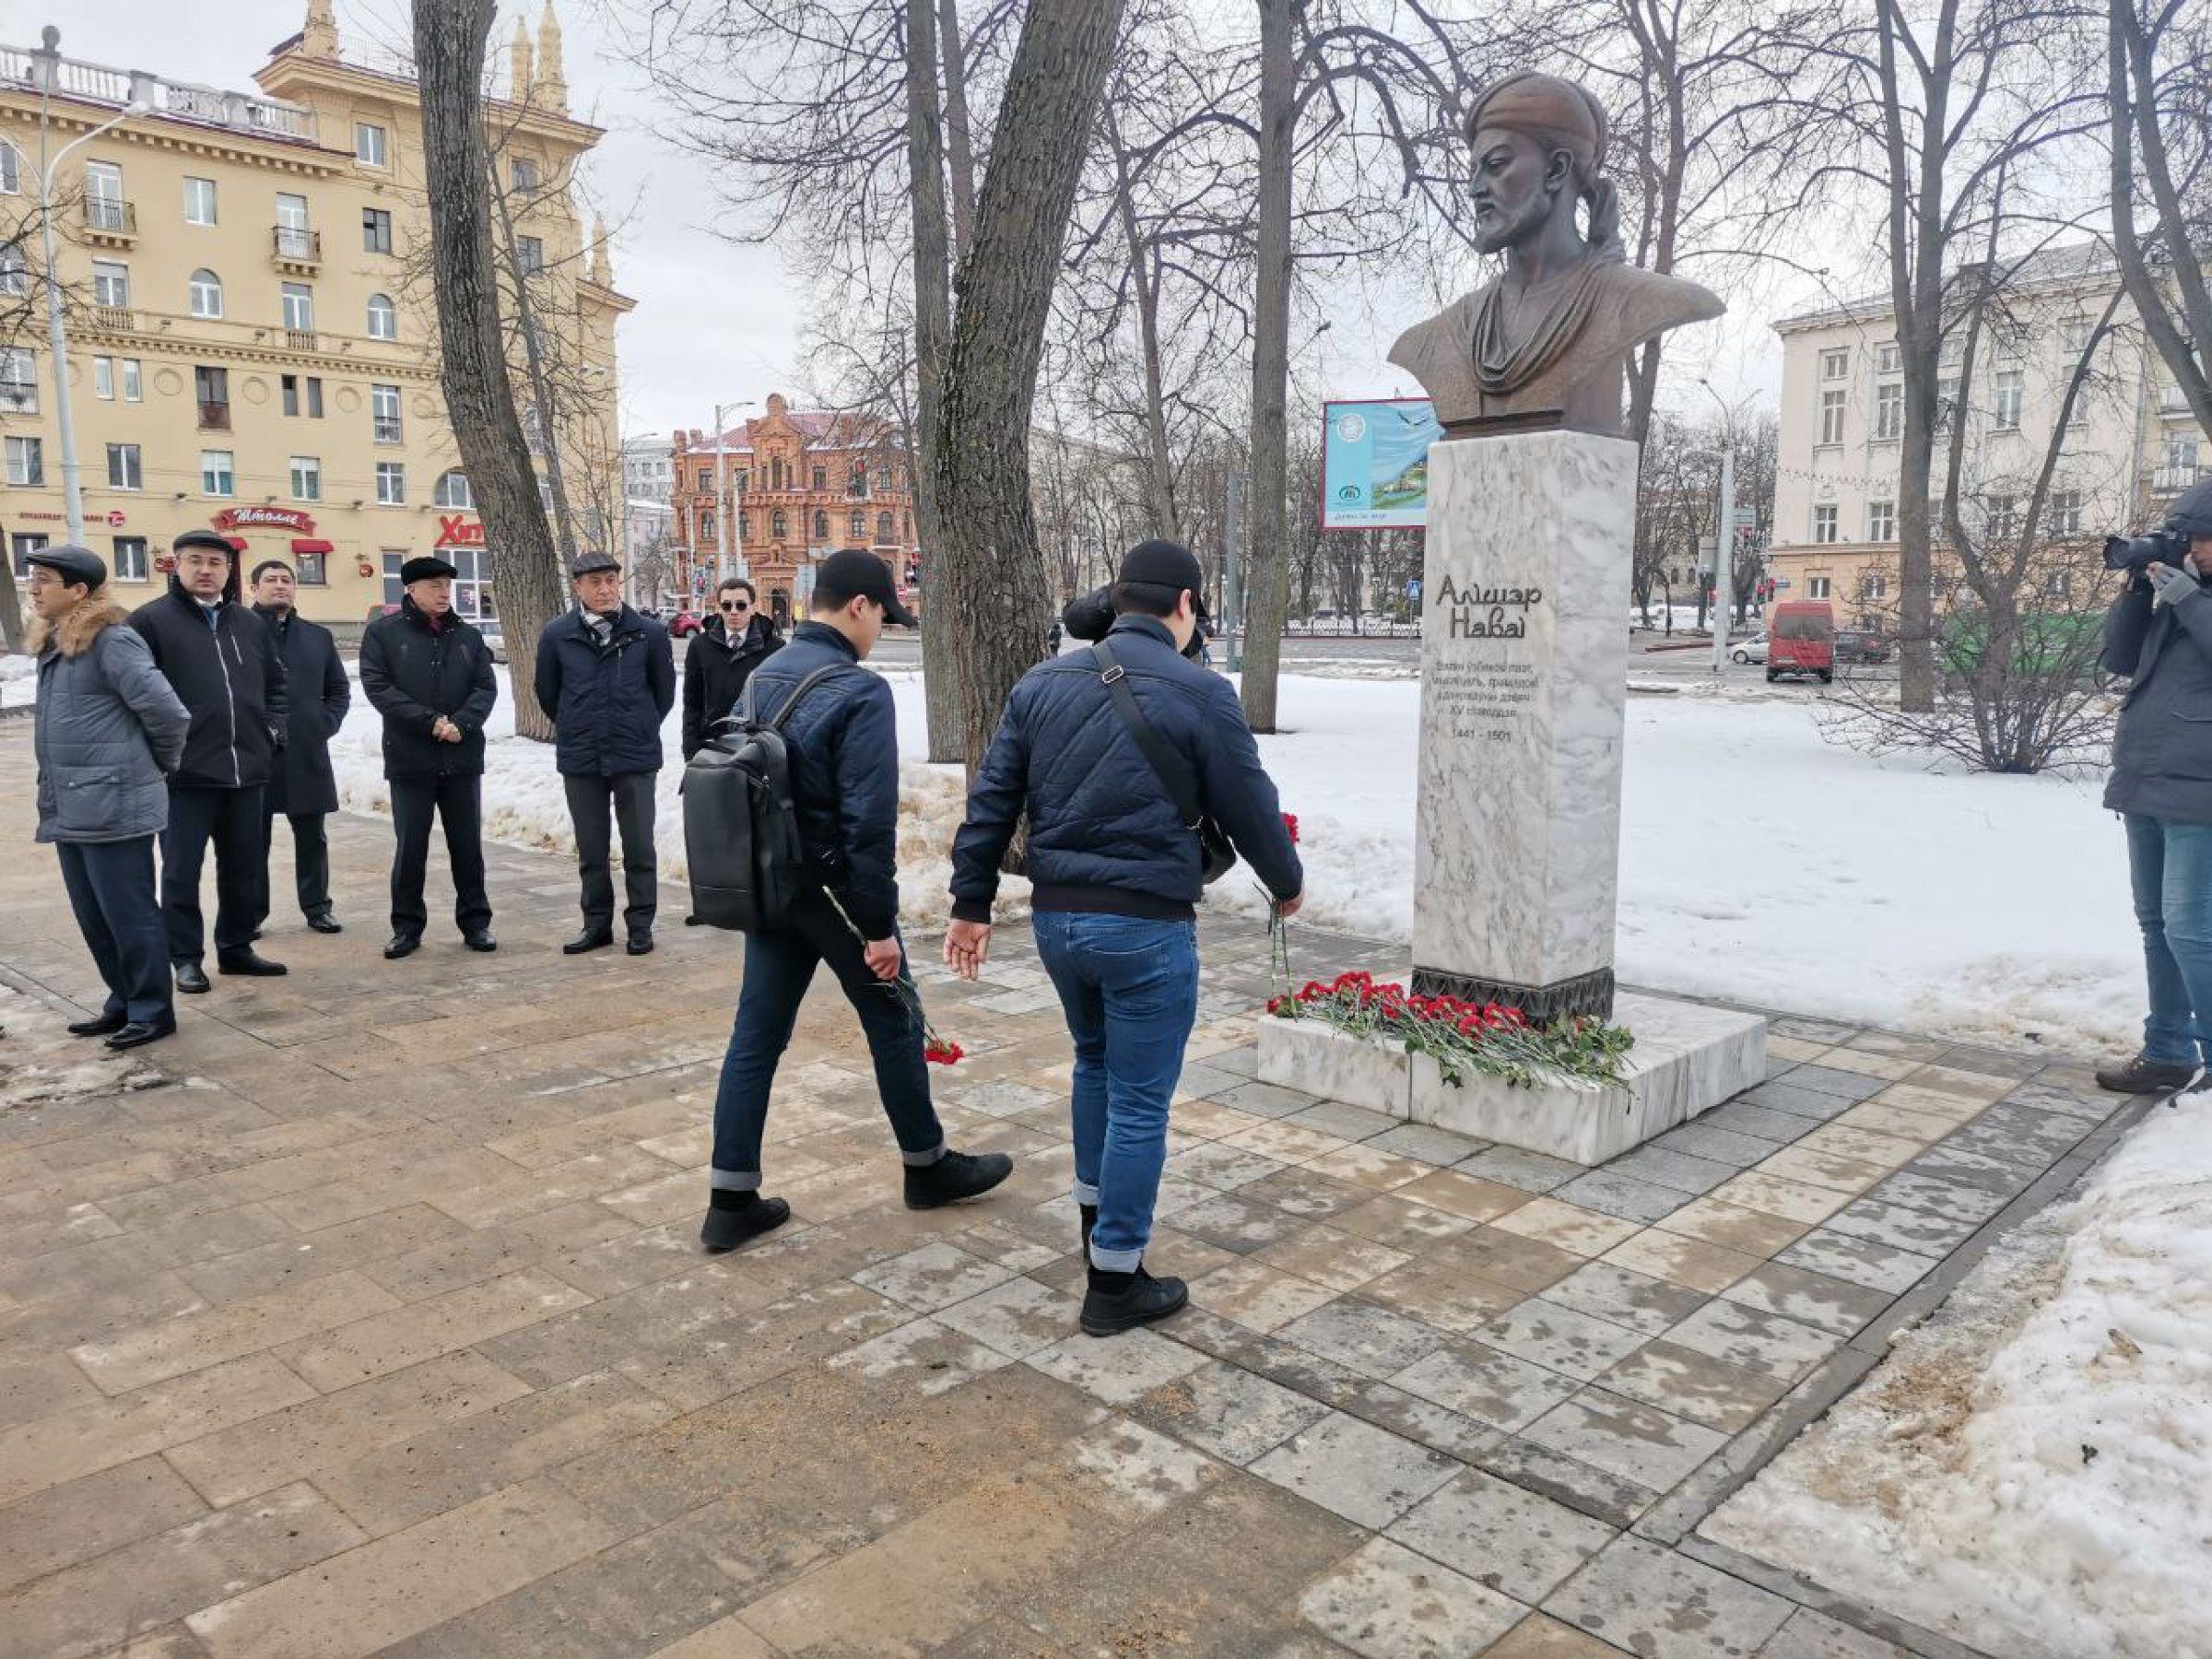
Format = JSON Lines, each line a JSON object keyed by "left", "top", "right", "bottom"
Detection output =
{"left": 746, "top": 664, "right": 843, "bottom": 735}
{"left": 1091, "top": 640, "right": 1201, "bottom": 829}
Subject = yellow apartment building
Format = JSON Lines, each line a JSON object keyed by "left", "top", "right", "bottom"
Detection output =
{"left": 0, "top": 0, "right": 629, "bottom": 636}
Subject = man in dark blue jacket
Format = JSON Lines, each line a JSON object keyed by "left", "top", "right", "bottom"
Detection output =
{"left": 130, "top": 528, "right": 290, "bottom": 992}
{"left": 535, "top": 552, "right": 677, "bottom": 956}
{"left": 947, "top": 540, "right": 1303, "bottom": 1336}
{"left": 700, "top": 548, "right": 1013, "bottom": 1253}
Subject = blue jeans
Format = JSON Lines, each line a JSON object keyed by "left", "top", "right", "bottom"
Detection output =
{"left": 1031, "top": 912, "right": 1200, "bottom": 1272}
{"left": 57, "top": 836, "right": 172, "bottom": 1026}
{"left": 2124, "top": 813, "right": 2212, "bottom": 1066}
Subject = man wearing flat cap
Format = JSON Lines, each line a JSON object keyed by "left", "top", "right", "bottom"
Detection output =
{"left": 130, "top": 526, "right": 291, "bottom": 992}
{"left": 1388, "top": 70, "right": 1724, "bottom": 436}
{"left": 27, "top": 547, "right": 191, "bottom": 1050}
{"left": 534, "top": 551, "right": 676, "bottom": 956}
{"left": 359, "top": 554, "right": 500, "bottom": 959}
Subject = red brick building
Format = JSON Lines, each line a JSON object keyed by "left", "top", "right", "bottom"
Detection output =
{"left": 669, "top": 394, "right": 918, "bottom": 627}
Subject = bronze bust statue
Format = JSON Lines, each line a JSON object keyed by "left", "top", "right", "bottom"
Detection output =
{"left": 1388, "top": 72, "right": 1724, "bottom": 438}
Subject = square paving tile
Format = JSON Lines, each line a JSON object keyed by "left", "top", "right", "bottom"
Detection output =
{"left": 1865, "top": 1169, "right": 2010, "bottom": 1226}
{"left": 1601, "top": 1230, "right": 1760, "bottom": 1296}
{"left": 850, "top": 1242, "right": 1018, "bottom": 1313}
{"left": 1552, "top": 1169, "right": 1691, "bottom": 1226}
{"left": 1389, "top": 1339, "right": 1583, "bottom": 1433}
{"left": 1386, "top": 1466, "right": 1617, "bottom": 1603}
{"left": 1483, "top": 1613, "right": 1623, "bottom": 1656}
{"left": 1240, "top": 1166, "right": 1375, "bottom": 1222}
{"left": 1392, "top": 1169, "right": 1534, "bottom": 1224}
{"left": 1539, "top": 1263, "right": 1709, "bottom": 1340}
{"left": 1721, "top": 1260, "right": 1894, "bottom": 1338}
{"left": 1363, "top": 1124, "right": 1492, "bottom": 1167}
{"left": 1599, "top": 1145, "right": 1737, "bottom": 1197}
{"left": 1662, "top": 1299, "right": 1840, "bottom": 1383}
{"left": 1191, "top": 1259, "right": 1341, "bottom": 1335}
{"left": 935, "top": 1277, "right": 1083, "bottom": 1359}
{"left": 1820, "top": 1195, "right": 1981, "bottom": 1255}
{"left": 1284, "top": 1100, "right": 1404, "bottom": 1142}
{"left": 1454, "top": 1146, "right": 1583, "bottom": 1194}
{"left": 1772, "top": 1065, "right": 1890, "bottom": 1103}
{"left": 1170, "top": 1193, "right": 1310, "bottom": 1255}
{"left": 1026, "top": 1327, "right": 1207, "bottom": 1406}
{"left": 1491, "top": 1198, "right": 1644, "bottom": 1259}
{"left": 1216, "top": 1080, "right": 1323, "bottom": 1120}
{"left": 1476, "top": 1299, "right": 1648, "bottom": 1382}
{"left": 1132, "top": 1359, "right": 1334, "bottom": 1465}
{"left": 1330, "top": 1194, "right": 1478, "bottom": 1251}
{"left": 1546, "top": 1535, "right": 1793, "bottom": 1659}
{"left": 1277, "top": 1299, "right": 1451, "bottom": 1380}
{"left": 1168, "top": 1141, "right": 1290, "bottom": 1193}
{"left": 1358, "top": 1256, "right": 1525, "bottom": 1335}
{"left": 1432, "top": 1228, "right": 1583, "bottom": 1295}
{"left": 1761, "top": 1607, "right": 1917, "bottom": 1657}
{"left": 1298, "top": 1536, "right": 1525, "bottom": 1658}
{"left": 1252, "top": 1226, "right": 1413, "bottom": 1294}
{"left": 1601, "top": 1339, "right": 1789, "bottom": 1433}
{"left": 1251, "top": 1412, "right": 1460, "bottom": 1530}
{"left": 826, "top": 1316, "right": 1014, "bottom": 1396}
{"left": 1520, "top": 1387, "right": 1727, "bottom": 1491}
{"left": 1651, "top": 1198, "right": 1809, "bottom": 1258}
{"left": 1649, "top": 1122, "right": 1779, "bottom": 1169}
{"left": 1774, "top": 1228, "right": 1940, "bottom": 1296}
{"left": 1697, "top": 1101, "right": 1818, "bottom": 1146}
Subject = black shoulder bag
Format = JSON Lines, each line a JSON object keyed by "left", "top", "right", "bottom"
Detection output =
{"left": 1091, "top": 640, "right": 1237, "bottom": 885}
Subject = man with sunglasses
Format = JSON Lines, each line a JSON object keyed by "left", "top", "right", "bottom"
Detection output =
{"left": 682, "top": 577, "right": 785, "bottom": 762}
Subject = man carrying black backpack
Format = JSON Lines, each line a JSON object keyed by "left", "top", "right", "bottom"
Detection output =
{"left": 700, "top": 549, "right": 1012, "bottom": 1253}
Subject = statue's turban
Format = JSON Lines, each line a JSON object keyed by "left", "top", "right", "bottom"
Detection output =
{"left": 1465, "top": 72, "right": 1608, "bottom": 175}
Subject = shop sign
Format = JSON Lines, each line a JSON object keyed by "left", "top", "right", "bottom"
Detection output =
{"left": 18, "top": 508, "right": 125, "bottom": 525}
{"left": 436, "top": 514, "right": 486, "bottom": 548}
{"left": 213, "top": 506, "right": 315, "bottom": 535}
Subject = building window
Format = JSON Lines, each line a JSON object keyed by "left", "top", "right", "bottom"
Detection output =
{"left": 355, "top": 122, "right": 388, "bottom": 168}
{"left": 770, "top": 459, "right": 787, "bottom": 489}
{"left": 877, "top": 511, "right": 894, "bottom": 543}
{"left": 182, "top": 176, "right": 217, "bottom": 226}
{"left": 1994, "top": 370, "right": 2024, "bottom": 431}
{"left": 516, "top": 235, "right": 544, "bottom": 276}
{"left": 366, "top": 292, "right": 397, "bottom": 340}
{"left": 1861, "top": 572, "right": 1888, "bottom": 602}
{"left": 848, "top": 463, "right": 867, "bottom": 497}
{"left": 376, "top": 461, "right": 406, "bottom": 505}
{"left": 282, "top": 373, "right": 324, "bottom": 418}
{"left": 2051, "top": 489, "right": 2082, "bottom": 536}
{"left": 195, "top": 364, "right": 229, "bottom": 429}
{"left": 275, "top": 193, "right": 312, "bottom": 259}
{"left": 371, "top": 383, "right": 402, "bottom": 444}
{"left": 0, "top": 241, "right": 25, "bottom": 297}
{"left": 848, "top": 510, "right": 865, "bottom": 539}
{"left": 362, "top": 207, "right": 394, "bottom": 254}
{"left": 2061, "top": 318, "right": 2095, "bottom": 357}
{"left": 106, "top": 442, "right": 141, "bottom": 490}
{"left": 1876, "top": 342, "right": 1900, "bottom": 374}
{"left": 812, "top": 509, "right": 829, "bottom": 540}
{"left": 11, "top": 533, "right": 51, "bottom": 576}
{"left": 1806, "top": 575, "right": 1833, "bottom": 599}
{"left": 433, "top": 468, "right": 472, "bottom": 508}
{"left": 112, "top": 535, "right": 147, "bottom": 582}
{"left": 289, "top": 454, "right": 321, "bottom": 500}
{"left": 294, "top": 548, "right": 327, "bottom": 585}
{"left": 1867, "top": 500, "right": 1895, "bottom": 542}
{"left": 1987, "top": 493, "right": 2018, "bottom": 537}
{"left": 876, "top": 465, "right": 892, "bottom": 493}
{"left": 83, "top": 161, "right": 124, "bottom": 231}
{"left": 698, "top": 467, "right": 713, "bottom": 491}
{"left": 2044, "top": 570, "right": 2072, "bottom": 600}
{"left": 1818, "top": 389, "right": 1845, "bottom": 446}
{"left": 281, "top": 282, "right": 314, "bottom": 332}
{"left": 771, "top": 509, "right": 788, "bottom": 539}
{"left": 1812, "top": 504, "right": 1839, "bottom": 544}
{"left": 201, "top": 449, "right": 235, "bottom": 497}
{"left": 5, "top": 435, "right": 42, "bottom": 486}
{"left": 121, "top": 358, "right": 141, "bottom": 401}
{"left": 1874, "top": 382, "right": 1902, "bottom": 441}
{"left": 189, "top": 267, "right": 223, "bottom": 318}
{"left": 92, "top": 356, "right": 113, "bottom": 399}
{"left": 810, "top": 465, "right": 827, "bottom": 490}
{"left": 91, "top": 260, "right": 129, "bottom": 308}
{"left": 0, "top": 347, "right": 36, "bottom": 413}
{"left": 699, "top": 510, "right": 716, "bottom": 542}
{"left": 0, "top": 141, "right": 18, "bottom": 196}
{"left": 512, "top": 157, "right": 540, "bottom": 192}
{"left": 1819, "top": 347, "right": 1849, "bottom": 381}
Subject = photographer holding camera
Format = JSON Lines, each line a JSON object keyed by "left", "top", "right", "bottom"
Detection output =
{"left": 2099, "top": 477, "right": 2212, "bottom": 1093}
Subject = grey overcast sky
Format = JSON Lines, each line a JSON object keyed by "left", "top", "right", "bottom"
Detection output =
{"left": 25, "top": 0, "right": 1807, "bottom": 440}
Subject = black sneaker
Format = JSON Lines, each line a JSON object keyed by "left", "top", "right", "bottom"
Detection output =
{"left": 2093, "top": 1055, "right": 2199, "bottom": 1094}
{"left": 700, "top": 1193, "right": 792, "bottom": 1253}
{"left": 1080, "top": 1265, "right": 1188, "bottom": 1337}
{"left": 903, "top": 1149, "right": 1014, "bottom": 1210}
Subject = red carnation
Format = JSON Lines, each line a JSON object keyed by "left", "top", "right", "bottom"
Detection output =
{"left": 1283, "top": 812, "right": 1300, "bottom": 844}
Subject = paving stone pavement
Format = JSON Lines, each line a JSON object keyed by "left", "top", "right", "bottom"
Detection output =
{"left": 0, "top": 724, "right": 2144, "bottom": 1659}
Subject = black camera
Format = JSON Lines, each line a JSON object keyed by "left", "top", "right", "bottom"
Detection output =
{"left": 2104, "top": 526, "right": 2192, "bottom": 574}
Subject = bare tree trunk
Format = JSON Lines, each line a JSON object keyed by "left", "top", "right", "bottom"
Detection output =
{"left": 907, "top": 0, "right": 965, "bottom": 763}
{"left": 1110, "top": 121, "right": 1181, "bottom": 542}
{"left": 936, "top": 0, "right": 979, "bottom": 254}
{"left": 0, "top": 560, "right": 23, "bottom": 653}
{"left": 491, "top": 170, "right": 581, "bottom": 567}
{"left": 2110, "top": 0, "right": 2212, "bottom": 436}
{"left": 936, "top": 0, "right": 1128, "bottom": 769}
{"left": 1240, "top": 0, "right": 1294, "bottom": 733}
{"left": 413, "top": 0, "right": 565, "bottom": 741}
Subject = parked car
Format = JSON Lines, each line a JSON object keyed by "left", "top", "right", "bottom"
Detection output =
{"left": 669, "top": 610, "right": 706, "bottom": 638}
{"left": 1834, "top": 628, "right": 1890, "bottom": 665}
{"left": 1730, "top": 633, "right": 1769, "bottom": 665}
{"left": 1767, "top": 601, "right": 1835, "bottom": 684}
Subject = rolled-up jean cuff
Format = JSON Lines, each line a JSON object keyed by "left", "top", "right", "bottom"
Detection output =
{"left": 709, "top": 1169, "right": 761, "bottom": 1193}
{"left": 1089, "top": 1241, "right": 1143, "bottom": 1273}
{"left": 1071, "top": 1180, "right": 1100, "bottom": 1206}
{"left": 900, "top": 1142, "right": 947, "bottom": 1168}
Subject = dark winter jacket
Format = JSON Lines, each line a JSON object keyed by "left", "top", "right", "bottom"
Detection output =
{"left": 741, "top": 620, "right": 902, "bottom": 938}
{"left": 252, "top": 606, "right": 349, "bottom": 816}
{"left": 359, "top": 597, "right": 498, "bottom": 782}
{"left": 533, "top": 604, "right": 676, "bottom": 777}
{"left": 128, "top": 578, "right": 288, "bottom": 791}
{"left": 2103, "top": 574, "right": 2212, "bottom": 822}
{"left": 1063, "top": 584, "right": 1206, "bottom": 662}
{"left": 950, "top": 614, "right": 1303, "bottom": 923}
{"left": 32, "top": 597, "right": 191, "bottom": 843}
{"left": 681, "top": 613, "right": 784, "bottom": 759}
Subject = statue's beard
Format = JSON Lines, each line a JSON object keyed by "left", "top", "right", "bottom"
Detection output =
{"left": 1471, "top": 187, "right": 1560, "bottom": 256}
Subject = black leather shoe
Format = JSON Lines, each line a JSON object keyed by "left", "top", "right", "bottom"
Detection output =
{"left": 463, "top": 930, "right": 498, "bottom": 953}
{"left": 383, "top": 935, "right": 421, "bottom": 960}
{"left": 903, "top": 1149, "right": 1015, "bottom": 1210}
{"left": 173, "top": 961, "right": 210, "bottom": 995}
{"left": 626, "top": 932, "right": 655, "bottom": 957}
{"left": 67, "top": 1011, "right": 130, "bottom": 1038}
{"left": 2094, "top": 1055, "right": 2199, "bottom": 1094}
{"left": 217, "top": 948, "right": 288, "bottom": 977}
{"left": 1080, "top": 1265, "right": 1188, "bottom": 1337}
{"left": 563, "top": 929, "right": 615, "bottom": 956}
{"left": 700, "top": 1193, "right": 792, "bottom": 1253}
{"left": 306, "top": 912, "right": 344, "bottom": 935}
{"left": 249, "top": 929, "right": 264, "bottom": 943}
{"left": 105, "top": 1018, "right": 176, "bottom": 1052}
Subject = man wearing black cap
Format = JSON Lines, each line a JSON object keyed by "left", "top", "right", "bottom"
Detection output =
{"left": 535, "top": 551, "right": 676, "bottom": 956}
{"left": 129, "top": 527, "right": 290, "bottom": 992}
{"left": 27, "top": 546, "right": 191, "bottom": 1050}
{"left": 700, "top": 547, "right": 1013, "bottom": 1253}
{"left": 2098, "top": 477, "right": 2212, "bottom": 1095}
{"left": 249, "top": 559, "right": 350, "bottom": 935}
{"left": 947, "top": 538, "right": 1304, "bottom": 1336}
{"left": 359, "top": 555, "right": 500, "bottom": 959}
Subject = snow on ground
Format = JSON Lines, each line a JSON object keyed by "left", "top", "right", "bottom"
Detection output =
{"left": 0, "top": 653, "right": 34, "bottom": 709}
{"left": 1706, "top": 1093, "right": 2212, "bottom": 1659}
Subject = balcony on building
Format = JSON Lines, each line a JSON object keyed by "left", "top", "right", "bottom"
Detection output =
{"left": 198, "top": 399, "right": 230, "bottom": 430}
{"left": 82, "top": 198, "right": 136, "bottom": 246}
{"left": 90, "top": 304, "right": 135, "bottom": 335}
{"left": 2160, "top": 383, "right": 2197, "bottom": 419}
{"left": 2150, "top": 464, "right": 2207, "bottom": 495}
{"left": 272, "top": 226, "right": 322, "bottom": 271}
{"left": 0, "top": 39, "right": 319, "bottom": 145}
{"left": 285, "top": 328, "right": 319, "bottom": 352}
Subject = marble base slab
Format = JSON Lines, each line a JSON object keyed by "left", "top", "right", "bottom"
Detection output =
{"left": 1255, "top": 992, "right": 1766, "bottom": 1167}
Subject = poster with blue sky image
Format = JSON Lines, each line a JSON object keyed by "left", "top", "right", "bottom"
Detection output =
{"left": 1320, "top": 398, "right": 1441, "bottom": 529}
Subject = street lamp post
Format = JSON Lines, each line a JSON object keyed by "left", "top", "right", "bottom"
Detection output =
{"left": 32, "top": 35, "right": 147, "bottom": 546}
{"left": 1696, "top": 379, "right": 1741, "bottom": 677}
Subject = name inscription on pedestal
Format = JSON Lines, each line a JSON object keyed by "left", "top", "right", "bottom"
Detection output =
{"left": 1430, "top": 577, "right": 1543, "bottom": 744}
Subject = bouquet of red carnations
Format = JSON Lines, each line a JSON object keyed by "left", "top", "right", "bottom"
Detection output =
{"left": 1267, "top": 971, "right": 1633, "bottom": 1088}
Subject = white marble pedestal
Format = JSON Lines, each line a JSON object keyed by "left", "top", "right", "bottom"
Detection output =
{"left": 1256, "top": 992, "right": 1766, "bottom": 1167}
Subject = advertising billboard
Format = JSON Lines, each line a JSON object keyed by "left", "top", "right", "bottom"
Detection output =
{"left": 1320, "top": 397, "right": 1441, "bottom": 530}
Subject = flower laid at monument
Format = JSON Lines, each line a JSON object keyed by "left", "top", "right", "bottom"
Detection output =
{"left": 1266, "top": 970, "right": 1632, "bottom": 1088}
{"left": 823, "top": 888, "right": 965, "bottom": 1067}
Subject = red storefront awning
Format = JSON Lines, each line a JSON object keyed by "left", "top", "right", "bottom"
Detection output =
{"left": 222, "top": 535, "right": 248, "bottom": 552}
{"left": 290, "top": 538, "right": 335, "bottom": 554}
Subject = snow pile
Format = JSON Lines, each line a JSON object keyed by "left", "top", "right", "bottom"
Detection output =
{"left": 1706, "top": 1095, "right": 2212, "bottom": 1659}
{"left": 0, "top": 653, "right": 35, "bottom": 710}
